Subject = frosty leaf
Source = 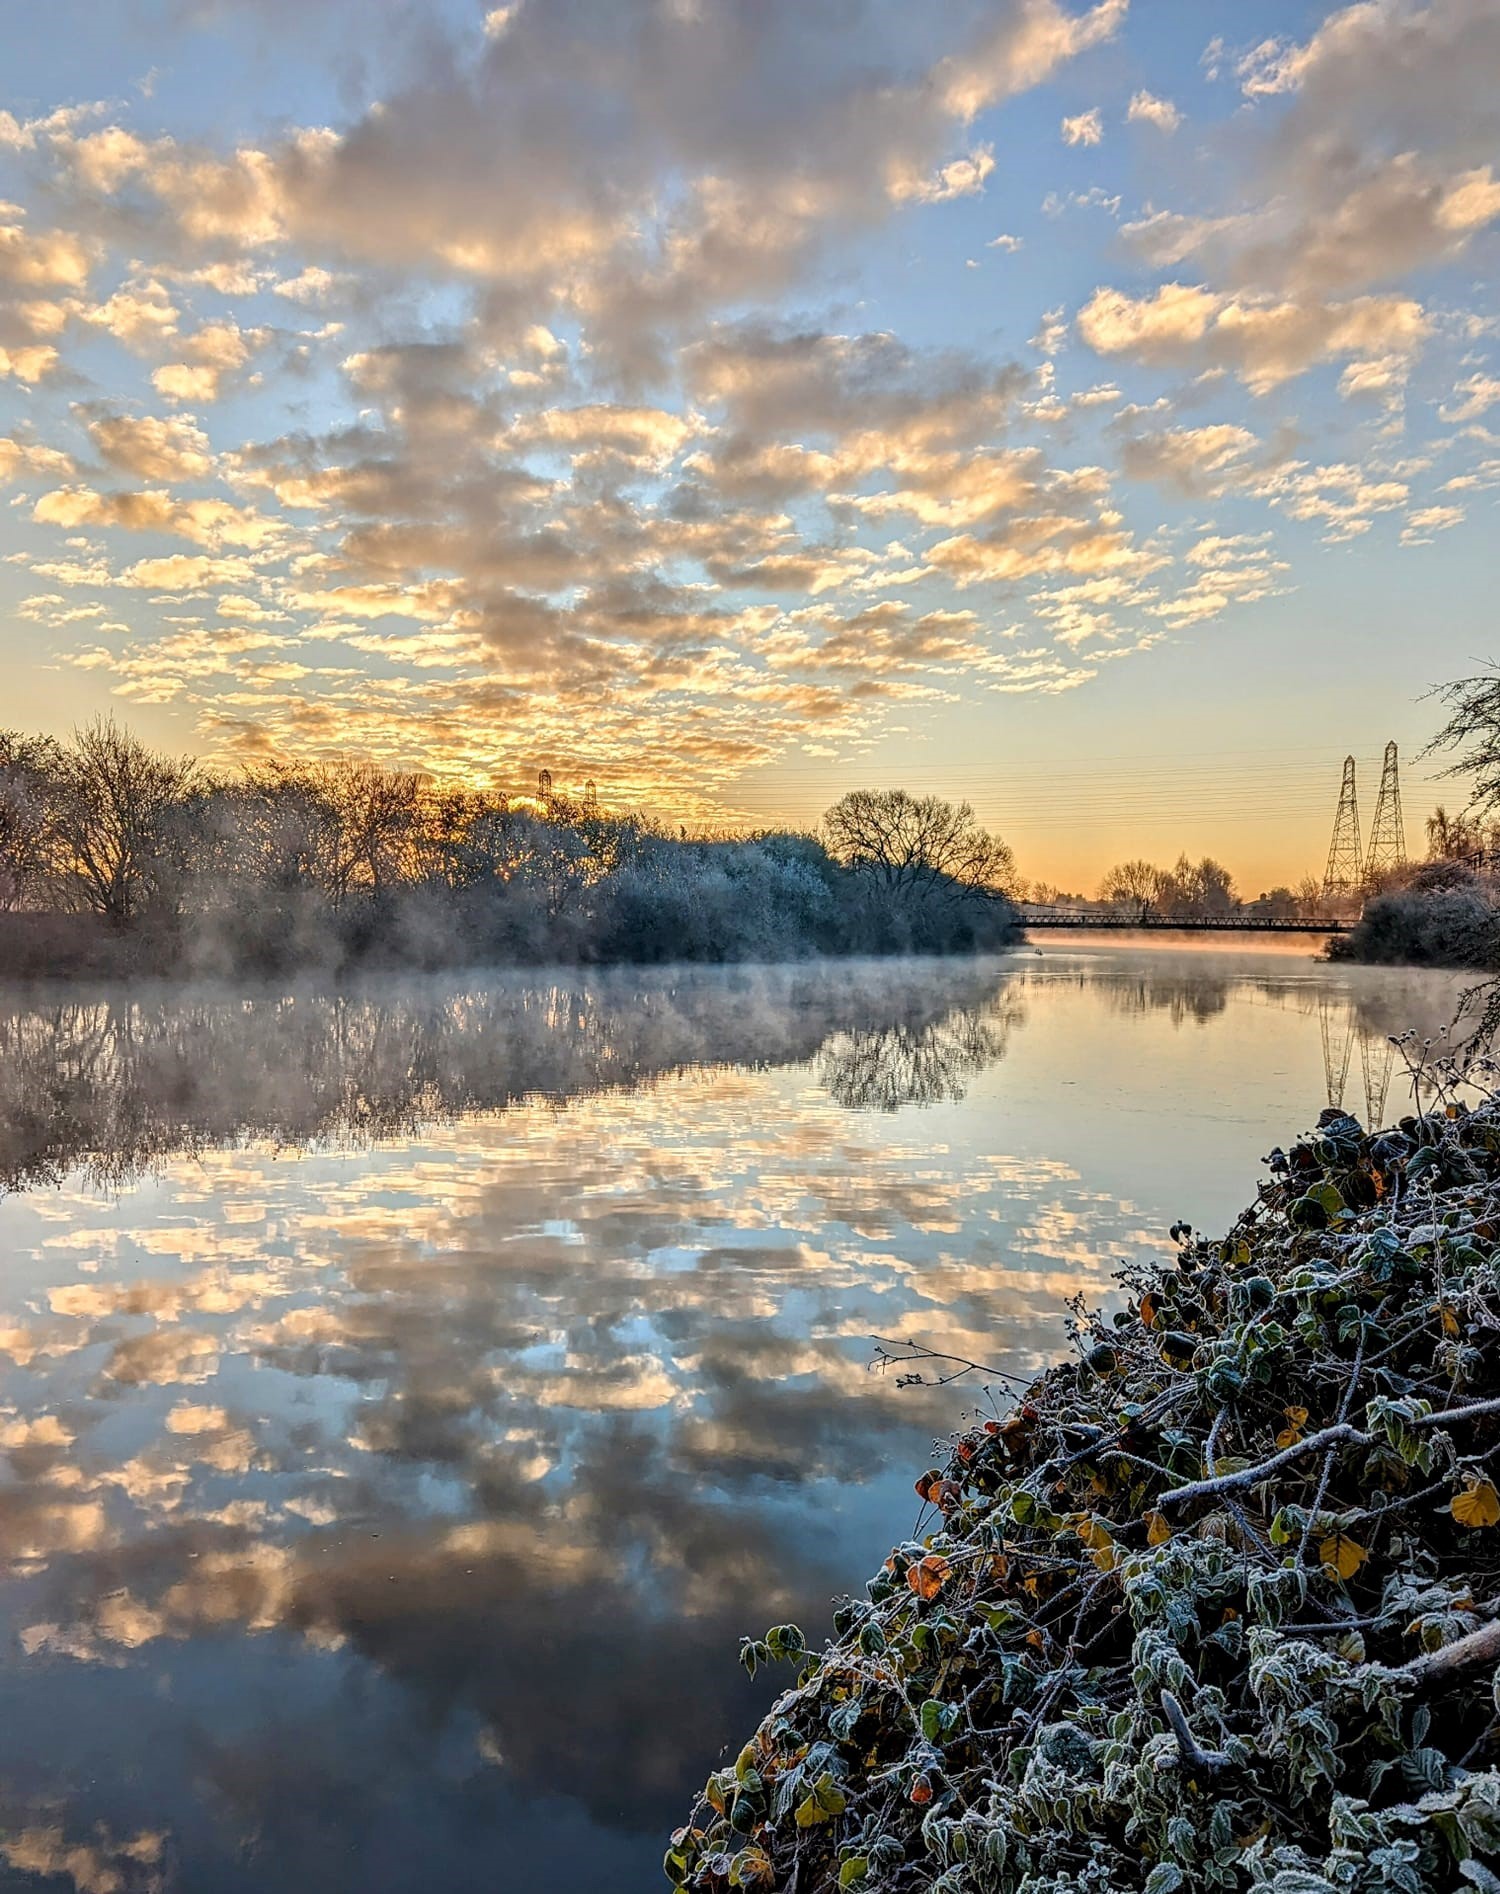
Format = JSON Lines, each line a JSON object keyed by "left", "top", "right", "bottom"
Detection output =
{"left": 1318, "top": 1532, "right": 1369, "bottom": 1581}
{"left": 1452, "top": 1480, "right": 1500, "bottom": 1529}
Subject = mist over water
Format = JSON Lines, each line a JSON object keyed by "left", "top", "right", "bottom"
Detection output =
{"left": 0, "top": 945, "right": 1470, "bottom": 1892}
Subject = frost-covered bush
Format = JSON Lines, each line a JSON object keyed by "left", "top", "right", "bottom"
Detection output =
{"left": 670, "top": 1092, "right": 1500, "bottom": 1892}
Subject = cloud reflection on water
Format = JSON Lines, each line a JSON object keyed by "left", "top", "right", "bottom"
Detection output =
{"left": 0, "top": 949, "right": 1468, "bottom": 1891}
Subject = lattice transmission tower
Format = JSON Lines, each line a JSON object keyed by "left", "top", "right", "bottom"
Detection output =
{"left": 1322, "top": 754, "right": 1363, "bottom": 899}
{"left": 1364, "top": 739, "right": 1407, "bottom": 880}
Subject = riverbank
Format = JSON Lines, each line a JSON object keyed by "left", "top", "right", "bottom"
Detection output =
{"left": 0, "top": 889, "right": 1020, "bottom": 984}
{"left": 1329, "top": 862, "right": 1500, "bottom": 972}
{"left": 670, "top": 1085, "right": 1500, "bottom": 1891}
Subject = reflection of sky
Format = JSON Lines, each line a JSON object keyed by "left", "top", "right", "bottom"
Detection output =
{"left": 0, "top": 947, "right": 1468, "bottom": 1893}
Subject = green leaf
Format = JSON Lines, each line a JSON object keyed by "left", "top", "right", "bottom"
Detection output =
{"left": 812, "top": 1772, "right": 847, "bottom": 1815}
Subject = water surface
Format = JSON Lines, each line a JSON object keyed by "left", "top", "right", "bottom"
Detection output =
{"left": 0, "top": 942, "right": 1469, "bottom": 1892}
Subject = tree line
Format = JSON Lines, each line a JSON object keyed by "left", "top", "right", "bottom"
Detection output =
{"left": 1052, "top": 853, "right": 1326, "bottom": 921}
{"left": 0, "top": 722, "right": 1019, "bottom": 978}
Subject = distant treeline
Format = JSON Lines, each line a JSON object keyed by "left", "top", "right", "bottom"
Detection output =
{"left": 0, "top": 722, "right": 1019, "bottom": 979}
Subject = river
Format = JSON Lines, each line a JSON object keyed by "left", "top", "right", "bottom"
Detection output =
{"left": 0, "top": 939, "right": 1473, "bottom": 1892}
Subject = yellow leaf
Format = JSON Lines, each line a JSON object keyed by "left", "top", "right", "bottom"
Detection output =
{"left": 1145, "top": 1510, "right": 1172, "bottom": 1546}
{"left": 1452, "top": 1480, "right": 1500, "bottom": 1529}
{"left": 1440, "top": 1304, "right": 1461, "bottom": 1338}
{"left": 1318, "top": 1531, "right": 1369, "bottom": 1581}
{"left": 1138, "top": 1292, "right": 1158, "bottom": 1331}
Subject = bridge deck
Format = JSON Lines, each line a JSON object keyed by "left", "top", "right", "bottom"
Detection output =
{"left": 1020, "top": 910, "right": 1351, "bottom": 933}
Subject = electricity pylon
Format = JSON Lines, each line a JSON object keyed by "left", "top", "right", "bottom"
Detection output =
{"left": 1364, "top": 740, "right": 1407, "bottom": 880}
{"left": 1322, "top": 755, "right": 1363, "bottom": 899}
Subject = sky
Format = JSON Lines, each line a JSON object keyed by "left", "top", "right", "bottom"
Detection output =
{"left": 1, "top": 0, "right": 1497, "bottom": 894}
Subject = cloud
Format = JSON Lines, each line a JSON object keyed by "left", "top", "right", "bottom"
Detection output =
{"left": 82, "top": 276, "right": 180, "bottom": 349}
{"left": 1256, "top": 459, "right": 1412, "bottom": 541}
{"left": 152, "top": 319, "right": 265, "bottom": 403}
{"left": 118, "top": 553, "right": 258, "bottom": 590}
{"left": 272, "top": 265, "right": 350, "bottom": 305}
{"left": 29, "top": 1, "right": 1125, "bottom": 383}
{"left": 1126, "top": 90, "right": 1181, "bottom": 131}
{"left": 0, "top": 214, "right": 93, "bottom": 290}
{"left": 1402, "top": 500, "right": 1465, "bottom": 542}
{"left": 934, "top": 0, "right": 1128, "bottom": 122}
{"left": 0, "top": 343, "right": 59, "bottom": 382}
{"left": 0, "top": 436, "right": 74, "bottom": 482}
{"left": 86, "top": 411, "right": 215, "bottom": 482}
{"left": 1441, "top": 371, "right": 1500, "bottom": 423}
{"left": 33, "top": 485, "right": 278, "bottom": 549}
{"left": 1060, "top": 109, "right": 1103, "bottom": 146}
{"left": 1077, "top": 282, "right": 1428, "bottom": 392}
{"left": 1115, "top": 420, "right": 1266, "bottom": 497}
{"left": 889, "top": 146, "right": 996, "bottom": 206}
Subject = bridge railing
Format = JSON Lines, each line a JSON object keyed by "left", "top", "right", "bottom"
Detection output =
{"left": 1018, "top": 906, "right": 1351, "bottom": 932}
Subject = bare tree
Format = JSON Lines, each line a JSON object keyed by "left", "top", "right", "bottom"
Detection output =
{"left": 1294, "top": 873, "right": 1327, "bottom": 916}
{"left": 822, "top": 790, "right": 1015, "bottom": 905}
{"left": 1428, "top": 668, "right": 1500, "bottom": 818}
{"left": 52, "top": 720, "right": 197, "bottom": 925}
{"left": 237, "top": 759, "right": 424, "bottom": 904}
{"left": 1427, "top": 804, "right": 1493, "bottom": 863}
{"left": 1098, "top": 859, "right": 1166, "bottom": 918}
{"left": 1166, "top": 855, "right": 1237, "bottom": 918}
{"left": 0, "top": 731, "right": 63, "bottom": 911}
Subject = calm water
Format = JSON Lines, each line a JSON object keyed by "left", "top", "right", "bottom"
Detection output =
{"left": 0, "top": 941, "right": 1469, "bottom": 1892}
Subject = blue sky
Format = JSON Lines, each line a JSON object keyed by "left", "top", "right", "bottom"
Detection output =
{"left": 1, "top": 0, "right": 1497, "bottom": 890}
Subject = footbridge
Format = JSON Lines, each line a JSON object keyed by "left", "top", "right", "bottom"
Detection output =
{"left": 1020, "top": 906, "right": 1352, "bottom": 934}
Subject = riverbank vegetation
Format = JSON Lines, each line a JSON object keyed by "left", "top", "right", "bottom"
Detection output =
{"left": 670, "top": 1078, "right": 1500, "bottom": 1892}
{"left": 0, "top": 722, "right": 1017, "bottom": 978}
{"left": 1335, "top": 669, "right": 1500, "bottom": 974}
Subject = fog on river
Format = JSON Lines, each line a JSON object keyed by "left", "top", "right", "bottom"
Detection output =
{"left": 0, "top": 941, "right": 1473, "bottom": 1892}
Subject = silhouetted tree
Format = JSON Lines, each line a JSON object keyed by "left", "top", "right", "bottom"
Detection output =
{"left": 0, "top": 730, "right": 63, "bottom": 910}
{"left": 1097, "top": 859, "right": 1166, "bottom": 918}
{"left": 823, "top": 790, "right": 1015, "bottom": 904}
{"left": 52, "top": 719, "right": 197, "bottom": 925}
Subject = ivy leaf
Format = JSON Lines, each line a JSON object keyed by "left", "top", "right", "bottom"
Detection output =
{"left": 1275, "top": 1405, "right": 1309, "bottom": 1449}
{"left": 729, "top": 1843, "right": 777, "bottom": 1885}
{"left": 906, "top": 1555, "right": 949, "bottom": 1602}
{"left": 1145, "top": 1510, "right": 1172, "bottom": 1546}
